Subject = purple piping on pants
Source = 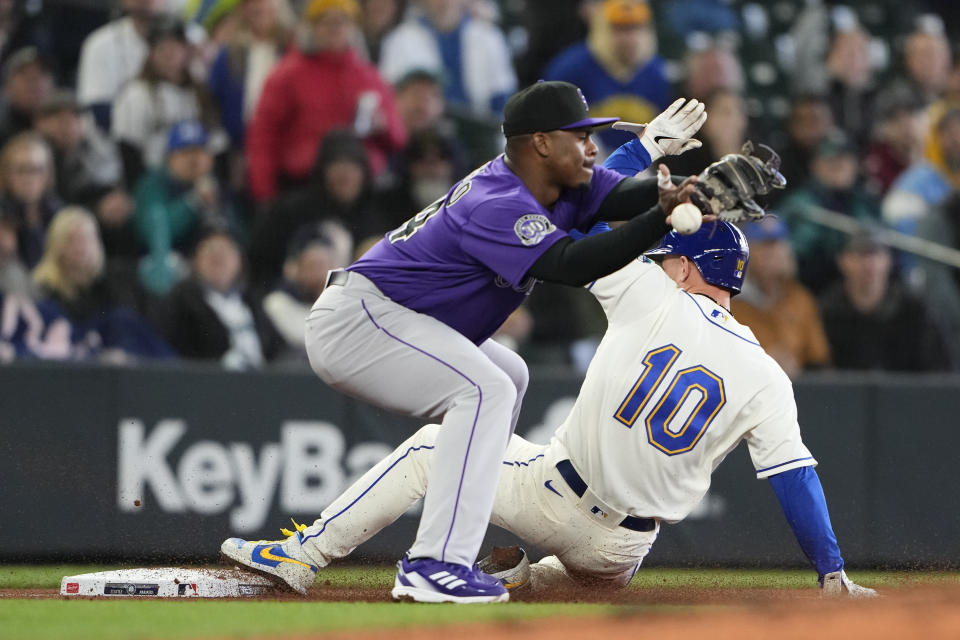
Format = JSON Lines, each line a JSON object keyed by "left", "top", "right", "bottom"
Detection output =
{"left": 299, "top": 443, "right": 435, "bottom": 544}
{"left": 360, "top": 299, "right": 484, "bottom": 562}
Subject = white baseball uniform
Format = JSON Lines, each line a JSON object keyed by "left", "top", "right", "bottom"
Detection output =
{"left": 295, "top": 256, "right": 815, "bottom": 584}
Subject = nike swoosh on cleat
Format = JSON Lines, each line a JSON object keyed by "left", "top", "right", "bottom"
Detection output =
{"left": 258, "top": 545, "right": 314, "bottom": 570}
{"left": 544, "top": 480, "right": 563, "bottom": 497}
{"left": 654, "top": 135, "right": 678, "bottom": 144}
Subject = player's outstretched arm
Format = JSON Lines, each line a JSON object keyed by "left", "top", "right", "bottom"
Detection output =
{"left": 526, "top": 177, "right": 698, "bottom": 286}
{"left": 767, "top": 466, "right": 877, "bottom": 598}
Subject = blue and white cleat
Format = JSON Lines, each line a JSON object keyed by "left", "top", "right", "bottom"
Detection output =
{"left": 220, "top": 520, "right": 319, "bottom": 595}
{"left": 391, "top": 554, "right": 509, "bottom": 603}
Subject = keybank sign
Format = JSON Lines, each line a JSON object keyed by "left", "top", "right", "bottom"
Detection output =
{"left": 117, "top": 419, "right": 394, "bottom": 532}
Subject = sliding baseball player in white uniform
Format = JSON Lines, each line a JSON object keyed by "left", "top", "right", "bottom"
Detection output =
{"left": 221, "top": 133, "right": 875, "bottom": 597}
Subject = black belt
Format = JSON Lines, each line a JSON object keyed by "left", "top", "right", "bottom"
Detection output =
{"left": 327, "top": 270, "right": 349, "bottom": 287}
{"left": 556, "top": 459, "right": 656, "bottom": 532}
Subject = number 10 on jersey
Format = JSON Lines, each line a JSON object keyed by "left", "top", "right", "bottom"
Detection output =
{"left": 613, "top": 344, "right": 726, "bottom": 456}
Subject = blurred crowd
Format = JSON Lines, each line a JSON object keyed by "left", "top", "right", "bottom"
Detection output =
{"left": 1, "top": 0, "right": 960, "bottom": 375}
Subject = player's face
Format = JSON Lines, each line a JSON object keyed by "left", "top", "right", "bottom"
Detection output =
{"left": 544, "top": 129, "right": 598, "bottom": 189}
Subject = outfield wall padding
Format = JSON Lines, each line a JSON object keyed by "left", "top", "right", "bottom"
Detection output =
{"left": 1, "top": 363, "right": 957, "bottom": 568}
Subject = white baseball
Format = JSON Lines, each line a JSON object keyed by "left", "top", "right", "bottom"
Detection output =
{"left": 671, "top": 202, "right": 702, "bottom": 235}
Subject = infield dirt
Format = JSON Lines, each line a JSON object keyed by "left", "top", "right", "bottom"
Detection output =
{"left": 4, "top": 581, "right": 959, "bottom": 639}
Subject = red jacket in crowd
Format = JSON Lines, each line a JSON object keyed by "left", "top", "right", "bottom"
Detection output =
{"left": 246, "top": 47, "right": 407, "bottom": 202}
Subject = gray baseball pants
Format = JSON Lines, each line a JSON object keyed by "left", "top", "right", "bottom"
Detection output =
{"left": 304, "top": 270, "right": 528, "bottom": 566}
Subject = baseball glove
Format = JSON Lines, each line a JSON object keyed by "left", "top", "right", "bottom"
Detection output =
{"left": 691, "top": 141, "right": 787, "bottom": 222}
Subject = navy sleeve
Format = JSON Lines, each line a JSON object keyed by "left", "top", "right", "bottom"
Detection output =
{"left": 604, "top": 138, "right": 652, "bottom": 177}
{"left": 570, "top": 220, "right": 612, "bottom": 240}
{"left": 767, "top": 466, "right": 844, "bottom": 579}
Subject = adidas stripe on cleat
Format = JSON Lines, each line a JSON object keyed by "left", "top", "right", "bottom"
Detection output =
{"left": 391, "top": 555, "right": 509, "bottom": 603}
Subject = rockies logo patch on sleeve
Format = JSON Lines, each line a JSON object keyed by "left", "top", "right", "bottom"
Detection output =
{"left": 514, "top": 214, "right": 557, "bottom": 246}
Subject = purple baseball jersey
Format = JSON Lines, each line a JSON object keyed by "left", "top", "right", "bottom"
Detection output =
{"left": 350, "top": 155, "right": 625, "bottom": 344}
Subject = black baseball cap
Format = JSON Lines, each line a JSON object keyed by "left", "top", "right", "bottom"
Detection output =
{"left": 501, "top": 81, "right": 618, "bottom": 137}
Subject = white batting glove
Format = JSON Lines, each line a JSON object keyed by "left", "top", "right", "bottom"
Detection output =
{"left": 613, "top": 98, "right": 707, "bottom": 162}
{"left": 821, "top": 570, "right": 878, "bottom": 598}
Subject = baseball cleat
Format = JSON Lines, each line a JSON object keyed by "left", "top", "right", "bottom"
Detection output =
{"left": 476, "top": 546, "right": 530, "bottom": 591}
{"left": 820, "top": 569, "right": 878, "bottom": 598}
{"left": 220, "top": 520, "right": 319, "bottom": 595}
{"left": 391, "top": 554, "right": 509, "bottom": 603}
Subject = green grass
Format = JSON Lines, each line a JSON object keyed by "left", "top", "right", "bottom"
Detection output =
{"left": 2, "top": 565, "right": 958, "bottom": 640}
{"left": 0, "top": 600, "right": 614, "bottom": 640}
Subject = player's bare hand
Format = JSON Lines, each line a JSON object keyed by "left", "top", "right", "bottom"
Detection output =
{"left": 658, "top": 165, "right": 718, "bottom": 226}
{"left": 657, "top": 164, "right": 708, "bottom": 224}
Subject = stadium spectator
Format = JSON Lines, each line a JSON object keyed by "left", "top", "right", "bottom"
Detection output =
{"left": 206, "top": 0, "right": 294, "bottom": 149}
{"left": 0, "top": 132, "right": 62, "bottom": 270}
{"left": 819, "top": 231, "right": 950, "bottom": 371}
{"left": 779, "top": 131, "right": 881, "bottom": 293}
{"left": 33, "top": 206, "right": 173, "bottom": 363}
{"left": 0, "top": 0, "right": 57, "bottom": 78}
{"left": 659, "top": 0, "right": 738, "bottom": 40}
{"left": 883, "top": 104, "right": 960, "bottom": 241}
{"left": 0, "top": 210, "right": 33, "bottom": 298}
{"left": 182, "top": 0, "right": 241, "bottom": 68}
{"left": 943, "top": 49, "right": 960, "bottom": 102}
{"left": 133, "top": 121, "right": 235, "bottom": 296}
{"left": 246, "top": 0, "right": 406, "bottom": 202}
{"left": 76, "top": 0, "right": 170, "bottom": 131}
{"left": 681, "top": 39, "right": 745, "bottom": 103}
{"left": 491, "top": 306, "right": 533, "bottom": 354}
{"left": 0, "top": 288, "right": 72, "bottom": 362}
{"left": 248, "top": 130, "right": 385, "bottom": 288}
{"left": 262, "top": 225, "right": 343, "bottom": 361}
{"left": 662, "top": 88, "right": 748, "bottom": 177}
{"left": 773, "top": 94, "right": 835, "bottom": 199}
{"left": 32, "top": 90, "right": 134, "bottom": 260}
{"left": 916, "top": 193, "right": 960, "bottom": 368}
{"left": 112, "top": 17, "right": 226, "bottom": 188}
{"left": 514, "top": 0, "right": 592, "bottom": 87}
{"left": 524, "top": 280, "right": 607, "bottom": 368}
{"left": 379, "top": 0, "right": 517, "bottom": 117}
{"left": 157, "top": 227, "right": 281, "bottom": 369}
{"left": 731, "top": 216, "right": 830, "bottom": 379}
{"left": 864, "top": 87, "right": 930, "bottom": 197}
{"left": 821, "top": 25, "right": 879, "bottom": 149}
{"left": 392, "top": 68, "right": 447, "bottom": 136}
{"left": 378, "top": 128, "right": 466, "bottom": 228}
{"left": 544, "top": 0, "right": 668, "bottom": 152}
{"left": 882, "top": 18, "right": 952, "bottom": 107}
{"left": 359, "top": 0, "right": 404, "bottom": 64}
{"left": 0, "top": 47, "right": 55, "bottom": 146}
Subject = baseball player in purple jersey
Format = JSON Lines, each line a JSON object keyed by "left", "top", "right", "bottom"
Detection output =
{"left": 221, "top": 82, "right": 707, "bottom": 603}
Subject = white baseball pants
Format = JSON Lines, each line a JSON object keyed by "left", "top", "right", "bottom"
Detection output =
{"left": 296, "top": 423, "right": 660, "bottom": 586}
{"left": 304, "top": 270, "right": 528, "bottom": 566}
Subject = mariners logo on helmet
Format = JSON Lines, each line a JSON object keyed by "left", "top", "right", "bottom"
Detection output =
{"left": 644, "top": 221, "right": 750, "bottom": 294}
{"left": 514, "top": 214, "right": 556, "bottom": 246}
